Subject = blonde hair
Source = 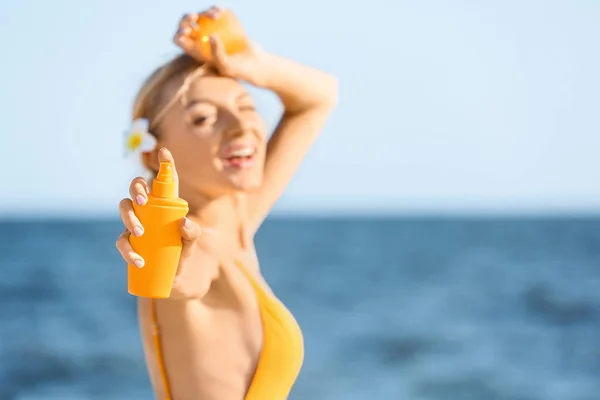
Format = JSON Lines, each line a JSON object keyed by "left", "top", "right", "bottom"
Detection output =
{"left": 132, "top": 53, "right": 205, "bottom": 136}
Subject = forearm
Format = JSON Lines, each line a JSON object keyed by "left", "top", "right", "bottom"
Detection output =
{"left": 257, "top": 53, "right": 339, "bottom": 115}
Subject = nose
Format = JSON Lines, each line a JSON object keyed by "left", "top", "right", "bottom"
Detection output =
{"left": 222, "top": 110, "right": 255, "bottom": 138}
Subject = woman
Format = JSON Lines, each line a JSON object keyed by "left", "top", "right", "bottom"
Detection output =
{"left": 115, "top": 6, "right": 338, "bottom": 400}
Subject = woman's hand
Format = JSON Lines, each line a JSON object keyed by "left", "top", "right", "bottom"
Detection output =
{"left": 115, "top": 148, "right": 219, "bottom": 299}
{"left": 173, "top": 6, "right": 269, "bottom": 87}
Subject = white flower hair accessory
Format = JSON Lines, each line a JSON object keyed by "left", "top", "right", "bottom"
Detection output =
{"left": 123, "top": 65, "right": 208, "bottom": 158}
{"left": 125, "top": 118, "right": 157, "bottom": 154}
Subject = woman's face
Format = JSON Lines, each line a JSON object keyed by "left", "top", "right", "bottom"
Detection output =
{"left": 157, "top": 74, "right": 267, "bottom": 197}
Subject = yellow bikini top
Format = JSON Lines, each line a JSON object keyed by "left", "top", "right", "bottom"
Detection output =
{"left": 151, "top": 261, "right": 305, "bottom": 400}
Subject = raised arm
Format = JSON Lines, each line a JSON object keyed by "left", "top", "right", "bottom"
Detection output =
{"left": 173, "top": 9, "right": 338, "bottom": 232}
{"left": 246, "top": 54, "right": 339, "bottom": 232}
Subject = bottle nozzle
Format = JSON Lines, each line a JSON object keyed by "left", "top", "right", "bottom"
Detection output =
{"left": 156, "top": 161, "right": 173, "bottom": 183}
{"left": 152, "top": 161, "right": 176, "bottom": 198}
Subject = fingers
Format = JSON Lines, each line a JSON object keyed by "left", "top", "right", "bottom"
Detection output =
{"left": 174, "top": 33, "right": 196, "bottom": 54}
{"left": 174, "top": 7, "right": 223, "bottom": 58}
{"left": 129, "top": 177, "right": 150, "bottom": 206}
{"left": 177, "top": 7, "right": 220, "bottom": 35}
{"left": 204, "top": 6, "right": 221, "bottom": 18}
{"left": 180, "top": 217, "right": 202, "bottom": 244}
{"left": 174, "top": 14, "right": 196, "bottom": 52}
{"left": 178, "top": 217, "right": 218, "bottom": 256}
{"left": 122, "top": 176, "right": 148, "bottom": 237}
{"left": 176, "top": 217, "right": 220, "bottom": 276}
{"left": 157, "top": 147, "right": 179, "bottom": 197}
{"left": 118, "top": 151, "right": 181, "bottom": 270}
{"left": 175, "top": 13, "right": 201, "bottom": 49}
{"left": 178, "top": 12, "right": 198, "bottom": 34}
{"left": 177, "top": 217, "right": 201, "bottom": 275}
{"left": 119, "top": 198, "right": 144, "bottom": 238}
{"left": 115, "top": 230, "right": 145, "bottom": 268}
{"left": 209, "top": 35, "right": 229, "bottom": 72}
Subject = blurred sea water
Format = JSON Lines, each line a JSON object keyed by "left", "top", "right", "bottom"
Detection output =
{"left": 1, "top": 216, "right": 599, "bottom": 400}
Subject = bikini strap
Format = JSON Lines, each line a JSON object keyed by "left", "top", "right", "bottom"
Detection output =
{"left": 150, "top": 299, "right": 173, "bottom": 400}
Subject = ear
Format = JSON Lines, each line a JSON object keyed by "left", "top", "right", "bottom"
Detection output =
{"left": 141, "top": 145, "right": 161, "bottom": 172}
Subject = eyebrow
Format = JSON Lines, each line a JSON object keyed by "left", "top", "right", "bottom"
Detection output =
{"left": 185, "top": 92, "right": 251, "bottom": 109}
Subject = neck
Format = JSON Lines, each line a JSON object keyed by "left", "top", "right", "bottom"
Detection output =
{"left": 179, "top": 184, "right": 249, "bottom": 249}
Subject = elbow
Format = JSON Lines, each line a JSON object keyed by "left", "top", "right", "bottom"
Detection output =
{"left": 300, "top": 75, "right": 338, "bottom": 115}
{"left": 282, "top": 73, "right": 339, "bottom": 116}
{"left": 321, "top": 74, "right": 339, "bottom": 109}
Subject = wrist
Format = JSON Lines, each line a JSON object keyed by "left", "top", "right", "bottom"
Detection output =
{"left": 243, "top": 51, "right": 276, "bottom": 88}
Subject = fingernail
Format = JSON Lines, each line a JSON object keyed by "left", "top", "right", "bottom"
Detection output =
{"left": 133, "top": 259, "right": 144, "bottom": 268}
{"left": 133, "top": 226, "right": 144, "bottom": 237}
{"left": 136, "top": 195, "right": 146, "bottom": 205}
{"left": 184, "top": 217, "right": 192, "bottom": 229}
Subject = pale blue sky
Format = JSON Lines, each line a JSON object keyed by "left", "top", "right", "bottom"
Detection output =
{"left": 1, "top": 0, "right": 599, "bottom": 216}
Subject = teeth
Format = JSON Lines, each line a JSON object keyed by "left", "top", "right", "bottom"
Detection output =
{"left": 230, "top": 147, "right": 255, "bottom": 157}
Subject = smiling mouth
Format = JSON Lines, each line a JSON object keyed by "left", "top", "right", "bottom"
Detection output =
{"left": 221, "top": 145, "right": 257, "bottom": 169}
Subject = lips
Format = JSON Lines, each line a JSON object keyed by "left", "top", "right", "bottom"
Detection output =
{"left": 221, "top": 142, "right": 258, "bottom": 169}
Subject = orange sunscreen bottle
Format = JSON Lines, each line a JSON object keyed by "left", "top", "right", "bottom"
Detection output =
{"left": 190, "top": 9, "right": 250, "bottom": 60}
{"left": 128, "top": 161, "right": 189, "bottom": 298}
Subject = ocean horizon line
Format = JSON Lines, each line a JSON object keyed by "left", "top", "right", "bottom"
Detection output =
{"left": 1, "top": 208, "right": 600, "bottom": 222}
